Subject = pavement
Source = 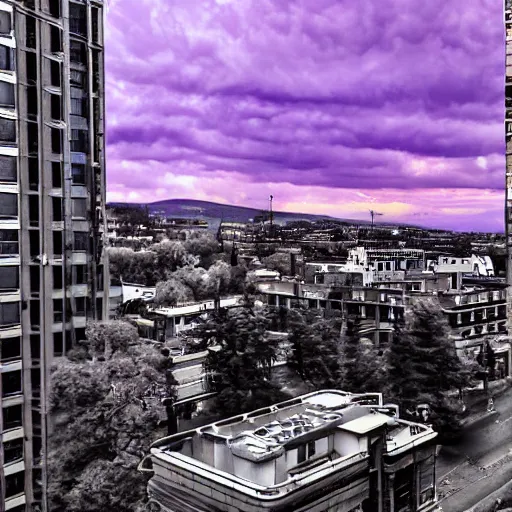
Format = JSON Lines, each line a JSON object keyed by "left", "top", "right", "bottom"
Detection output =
{"left": 436, "top": 386, "right": 512, "bottom": 511}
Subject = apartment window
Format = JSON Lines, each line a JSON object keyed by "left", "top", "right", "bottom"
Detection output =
{"left": 52, "top": 161, "right": 62, "bottom": 188}
{"left": 307, "top": 440, "right": 316, "bottom": 458}
{"left": 74, "top": 231, "right": 88, "bottom": 251}
{"left": 50, "top": 59, "right": 61, "bottom": 87}
{"left": 51, "top": 94, "right": 62, "bottom": 120}
{"left": 53, "top": 230, "right": 62, "bottom": 257}
{"left": 96, "top": 298, "right": 103, "bottom": 320}
{"left": 4, "top": 438, "right": 23, "bottom": 465}
{"left": 297, "top": 444, "right": 306, "bottom": 464}
{"left": 5, "top": 471, "right": 25, "bottom": 499}
{"left": 30, "top": 299, "right": 40, "bottom": 329}
{"left": 49, "top": 0, "right": 61, "bottom": 18}
{"left": 26, "top": 52, "right": 37, "bottom": 82}
{"left": 74, "top": 264, "right": 86, "bottom": 284}
{"left": 27, "top": 121, "right": 38, "bottom": 153}
{"left": 53, "top": 266, "right": 62, "bottom": 289}
{"left": 394, "top": 467, "right": 414, "bottom": 511}
{"left": 0, "top": 267, "right": 18, "bottom": 290}
{"left": 75, "top": 296, "right": 85, "bottom": 315}
{"left": 0, "top": 193, "right": 17, "bottom": 218}
{"left": 70, "top": 69, "right": 85, "bottom": 87}
{"left": 29, "top": 195, "right": 38, "bottom": 226}
{"left": 91, "top": 7, "right": 100, "bottom": 43}
{"left": 30, "top": 334, "right": 40, "bottom": 359}
{"left": 51, "top": 128, "right": 62, "bottom": 154}
{"left": 71, "top": 89, "right": 87, "bottom": 117}
{"left": 53, "top": 331, "right": 63, "bottom": 356}
{"left": 92, "top": 50, "right": 100, "bottom": 92}
{"left": 3, "top": 405, "right": 22, "bottom": 430}
{"left": 0, "top": 229, "right": 18, "bottom": 256}
{"left": 0, "top": 117, "right": 16, "bottom": 144}
{"left": 53, "top": 298, "right": 62, "bottom": 322}
{"left": 1, "top": 337, "right": 21, "bottom": 362}
{"left": 27, "top": 85, "right": 37, "bottom": 118}
{"left": 0, "top": 155, "right": 16, "bottom": 182}
{"left": 25, "top": 15, "right": 36, "bottom": 49}
{"left": 0, "top": 45, "right": 13, "bottom": 71}
{"left": 69, "top": 3, "right": 87, "bottom": 37}
{"left": 50, "top": 25, "right": 62, "bottom": 53}
{"left": 71, "top": 163, "right": 86, "bottom": 185}
{"left": 70, "top": 40, "right": 86, "bottom": 65}
{"left": 0, "top": 81, "right": 14, "bottom": 107}
{"left": 72, "top": 198, "right": 87, "bottom": 219}
{"left": 52, "top": 197, "right": 62, "bottom": 222}
{"left": 2, "top": 370, "right": 22, "bottom": 397}
{"left": 30, "top": 266, "right": 39, "bottom": 294}
{"left": 71, "top": 129, "right": 87, "bottom": 152}
{"left": 0, "top": 11, "right": 11, "bottom": 35}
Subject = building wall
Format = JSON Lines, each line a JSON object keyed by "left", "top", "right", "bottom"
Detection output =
{"left": 0, "top": 1, "right": 108, "bottom": 511}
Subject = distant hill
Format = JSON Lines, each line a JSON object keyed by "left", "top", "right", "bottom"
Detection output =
{"left": 107, "top": 198, "right": 413, "bottom": 230}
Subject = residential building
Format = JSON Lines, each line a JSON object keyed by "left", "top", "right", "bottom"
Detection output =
{"left": 505, "top": 0, "right": 512, "bottom": 337}
{"left": 141, "top": 390, "right": 441, "bottom": 512}
{"left": 0, "top": 1, "right": 107, "bottom": 510}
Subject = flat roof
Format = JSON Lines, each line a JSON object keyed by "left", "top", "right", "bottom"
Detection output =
{"left": 338, "top": 413, "right": 392, "bottom": 435}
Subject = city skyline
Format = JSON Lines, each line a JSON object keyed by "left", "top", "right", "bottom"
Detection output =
{"left": 105, "top": 0, "right": 503, "bottom": 232}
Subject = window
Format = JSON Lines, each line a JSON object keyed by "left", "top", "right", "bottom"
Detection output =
{"left": 70, "top": 40, "right": 86, "bottom": 65}
{"left": 53, "top": 230, "right": 62, "bottom": 256}
{"left": 53, "top": 298, "right": 62, "bottom": 322}
{"left": 0, "top": 44, "right": 13, "bottom": 71}
{"left": 72, "top": 198, "right": 87, "bottom": 219}
{"left": 51, "top": 128, "right": 62, "bottom": 154}
{"left": 2, "top": 370, "right": 22, "bottom": 397}
{"left": 27, "top": 121, "right": 38, "bottom": 153}
{"left": 69, "top": 3, "right": 87, "bottom": 37}
{"left": 307, "top": 440, "right": 316, "bottom": 458}
{"left": 0, "top": 267, "right": 18, "bottom": 290}
{"left": 4, "top": 438, "right": 23, "bottom": 465}
{"left": 0, "top": 81, "right": 14, "bottom": 107}
{"left": 49, "top": 0, "right": 61, "bottom": 18}
{"left": 30, "top": 334, "right": 40, "bottom": 359}
{"left": 70, "top": 69, "right": 85, "bottom": 87}
{"left": 27, "top": 85, "right": 37, "bottom": 118}
{"left": 74, "top": 265, "right": 86, "bottom": 284}
{"left": 26, "top": 52, "right": 37, "bottom": 82}
{"left": 3, "top": 405, "right": 22, "bottom": 430}
{"left": 297, "top": 444, "right": 306, "bottom": 464}
{"left": 0, "top": 229, "right": 19, "bottom": 257}
{"left": 71, "top": 163, "right": 86, "bottom": 185}
{"left": 1, "top": 337, "right": 21, "bottom": 362}
{"left": 50, "top": 59, "right": 61, "bottom": 87}
{"left": 394, "top": 467, "right": 413, "bottom": 511}
{"left": 0, "top": 117, "right": 16, "bottom": 144}
{"left": 75, "top": 296, "right": 86, "bottom": 315}
{"left": 50, "top": 24, "right": 61, "bottom": 53}
{"left": 71, "top": 129, "right": 87, "bottom": 152}
{"left": 0, "top": 193, "right": 17, "bottom": 217}
{"left": 5, "top": 471, "right": 24, "bottom": 499}
{"left": 0, "top": 11, "right": 11, "bottom": 35}
{"left": 52, "top": 161, "right": 62, "bottom": 188}
{"left": 71, "top": 89, "right": 87, "bottom": 117}
{"left": 91, "top": 7, "right": 100, "bottom": 43}
{"left": 74, "top": 231, "right": 88, "bottom": 251}
{"left": 51, "top": 94, "right": 61, "bottom": 120}
{"left": 53, "top": 331, "right": 63, "bottom": 356}
{"left": 52, "top": 197, "right": 62, "bottom": 222}
{"left": 25, "top": 15, "right": 36, "bottom": 49}
{"left": 53, "top": 266, "right": 62, "bottom": 289}
{"left": 0, "top": 155, "right": 16, "bottom": 182}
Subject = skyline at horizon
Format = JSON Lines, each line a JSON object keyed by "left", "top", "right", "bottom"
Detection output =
{"left": 104, "top": 0, "right": 505, "bottom": 233}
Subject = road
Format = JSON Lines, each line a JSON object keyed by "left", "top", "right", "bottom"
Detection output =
{"left": 436, "top": 387, "right": 512, "bottom": 511}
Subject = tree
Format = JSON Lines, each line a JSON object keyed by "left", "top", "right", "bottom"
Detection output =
{"left": 85, "top": 320, "right": 139, "bottom": 358}
{"left": 194, "top": 301, "right": 290, "bottom": 416}
{"left": 287, "top": 308, "right": 342, "bottom": 390}
{"left": 183, "top": 232, "right": 220, "bottom": 269}
{"left": 48, "top": 322, "right": 176, "bottom": 512}
{"left": 154, "top": 277, "right": 194, "bottom": 307}
{"left": 262, "top": 252, "right": 291, "bottom": 275}
{"left": 387, "top": 299, "right": 475, "bottom": 441}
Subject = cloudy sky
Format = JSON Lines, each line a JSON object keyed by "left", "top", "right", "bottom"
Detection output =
{"left": 105, "top": 0, "right": 504, "bottom": 232}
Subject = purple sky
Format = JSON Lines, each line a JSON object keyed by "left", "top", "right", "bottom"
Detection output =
{"left": 104, "top": 0, "right": 505, "bottom": 232}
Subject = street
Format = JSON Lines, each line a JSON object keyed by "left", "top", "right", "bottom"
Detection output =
{"left": 436, "top": 387, "right": 512, "bottom": 511}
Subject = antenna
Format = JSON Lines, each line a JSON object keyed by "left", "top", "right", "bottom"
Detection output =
{"left": 369, "top": 210, "right": 383, "bottom": 230}
{"left": 269, "top": 195, "right": 274, "bottom": 228}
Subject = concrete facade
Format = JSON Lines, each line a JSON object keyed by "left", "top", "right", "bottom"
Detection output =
{"left": 0, "top": 1, "right": 107, "bottom": 510}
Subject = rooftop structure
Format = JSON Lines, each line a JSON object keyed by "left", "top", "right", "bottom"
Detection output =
{"left": 142, "top": 390, "right": 440, "bottom": 512}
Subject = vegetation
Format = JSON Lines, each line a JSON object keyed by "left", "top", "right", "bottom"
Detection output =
{"left": 48, "top": 320, "right": 176, "bottom": 512}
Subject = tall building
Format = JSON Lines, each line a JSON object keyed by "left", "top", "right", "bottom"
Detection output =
{"left": 0, "top": 1, "right": 107, "bottom": 510}
{"left": 506, "top": 0, "right": 512, "bottom": 341}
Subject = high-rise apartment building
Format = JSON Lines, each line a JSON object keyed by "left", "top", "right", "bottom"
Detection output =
{"left": 0, "top": 1, "right": 107, "bottom": 510}
{"left": 506, "top": 2, "right": 512, "bottom": 342}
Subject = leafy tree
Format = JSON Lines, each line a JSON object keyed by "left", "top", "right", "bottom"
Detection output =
{"left": 48, "top": 322, "right": 176, "bottom": 512}
{"left": 194, "top": 301, "right": 290, "bottom": 416}
{"left": 340, "top": 317, "right": 388, "bottom": 394}
{"left": 287, "top": 308, "right": 342, "bottom": 390}
{"left": 154, "top": 277, "right": 194, "bottom": 307}
{"left": 183, "top": 232, "right": 220, "bottom": 269}
{"left": 387, "top": 299, "right": 475, "bottom": 441}
{"left": 262, "top": 252, "right": 291, "bottom": 275}
{"left": 85, "top": 320, "right": 139, "bottom": 358}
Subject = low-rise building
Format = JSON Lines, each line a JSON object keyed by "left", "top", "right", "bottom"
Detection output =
{"left": 141, "top": 390, "right": 441, "bottom": 512}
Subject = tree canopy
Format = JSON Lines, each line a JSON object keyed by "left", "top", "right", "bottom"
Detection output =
{"left": 48, "top": 320, "right": 176, "bottom": 512}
